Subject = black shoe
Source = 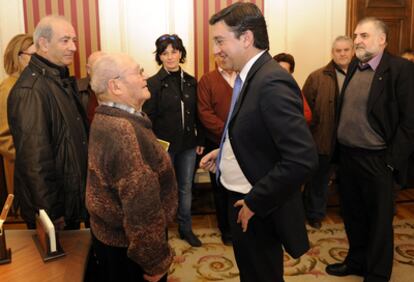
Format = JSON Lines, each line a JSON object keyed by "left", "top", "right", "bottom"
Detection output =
{"left": 326, "top": 263, "right": 364, "bottom": 277}
{"left": 179, "top": 230, "right": 202, "bottom": 247}
{"left": 221, "top": 235, "right": 232, "bottom": 246}
{"left": 308, "top": 219, "right": 322, "bottom": 229}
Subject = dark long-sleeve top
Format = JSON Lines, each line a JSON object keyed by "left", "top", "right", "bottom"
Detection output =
{"left": 86, "top": 105, "right": 178, "bottom": 275}
{"left": 143, "top": 67, "right": 204, "bottom": 153}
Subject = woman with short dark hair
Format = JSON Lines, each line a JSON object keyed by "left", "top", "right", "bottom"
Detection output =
{"left": 143, "top": 34, "right": 204, "bottom": 247}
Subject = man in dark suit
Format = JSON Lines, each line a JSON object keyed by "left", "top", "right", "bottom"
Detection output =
{"left": 200, "top": 3, "right": 318, "bottom": 282}
{"left": 326, "top": 18, "right": 414, "bottom": 282}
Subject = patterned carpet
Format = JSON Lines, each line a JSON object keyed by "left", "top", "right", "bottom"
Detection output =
{"left": 167, "top": 220, "right": 414, "bottom": 282}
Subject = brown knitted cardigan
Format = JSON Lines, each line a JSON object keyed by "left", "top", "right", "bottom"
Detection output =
{"left": 86, "top": 105, "right": 177, "bottom": 275}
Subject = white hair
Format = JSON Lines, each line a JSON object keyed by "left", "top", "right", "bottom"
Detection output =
{"left": 90, "top": 53, "right": 134, "bottom": 95}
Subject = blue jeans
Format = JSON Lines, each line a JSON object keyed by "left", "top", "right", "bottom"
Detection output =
{"left": 169, "top": 148, "right": 196, "bottom": 232}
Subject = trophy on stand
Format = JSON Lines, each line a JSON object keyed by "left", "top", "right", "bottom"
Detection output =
{"left": 0, "top": 194, "right": 14, "bottom": 264}
{"left": 32, "top": 209, "right": 65, "bottom": 262}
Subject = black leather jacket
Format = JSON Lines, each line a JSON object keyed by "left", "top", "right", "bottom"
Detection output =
{"left": 143, "top": 67, "right": 204, "bottom": 153}
{"left": 8, "top": 54, "right": 89, "bottom": 226}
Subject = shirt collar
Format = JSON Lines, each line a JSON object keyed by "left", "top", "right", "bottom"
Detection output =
{"left": 360, "top": 51, "right": 383, "bottom": 71}
{"left": 100, "top": 101, "right": 143, "bottom": 117}
{"left": 33, "top": 53, "right": 70, "bottom": 79}
{"left": 333, "top": 61, "right": 347, "bottom": 75}
{"left": 238, "top": 50, "right": 266, "bottom": 84}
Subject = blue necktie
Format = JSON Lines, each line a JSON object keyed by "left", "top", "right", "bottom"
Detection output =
{"left": 216, "top": 75, "right": 242, "bottom": 178}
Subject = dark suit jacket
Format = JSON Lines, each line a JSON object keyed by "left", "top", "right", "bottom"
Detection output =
{"left": 228, "top": 52, "right": 318, "bottom": 258}
{"left": 337, "top": 52, "right": 414, "bottom": 186}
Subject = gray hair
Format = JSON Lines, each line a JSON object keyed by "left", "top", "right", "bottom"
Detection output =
{"left": 332, "top": 35, "right": 353, "bottom": 49}
{"left": 357, "top": 17, "right": 388, "bottom": 42}
{"left": 33, "top": 15, "right": 71, "bottom": 48}
{"left": 90, "top": 53, "right": 132, "bottom": 95}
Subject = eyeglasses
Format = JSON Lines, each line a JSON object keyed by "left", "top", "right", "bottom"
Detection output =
{"left": 18, "top": 51, "right": 34, "bottom": 56}
{"left": 157, "top": 34, "right": 178, "bottom": 42}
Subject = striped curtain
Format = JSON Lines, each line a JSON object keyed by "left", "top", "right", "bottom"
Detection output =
{"left": 22, "top": 0, "right": 101, "bottom": 79}
{"left": 193, "top": 0, "right": 264, "bottom": 79}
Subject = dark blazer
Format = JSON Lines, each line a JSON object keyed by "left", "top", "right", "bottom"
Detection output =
{"left": 337, "top": 52, "right": 414, "bottom": 185}
{"left": 229, "top": 52, "right": 318, "bottom": 258}
{"left": 143, "top": 67, "right": 204, "bottom": 153}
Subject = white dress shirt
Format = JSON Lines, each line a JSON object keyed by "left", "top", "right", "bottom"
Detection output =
{"left": 219, "top": 50, "right": 265, "bottom": 194}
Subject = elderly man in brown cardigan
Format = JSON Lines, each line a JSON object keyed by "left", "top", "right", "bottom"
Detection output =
{"left": 86, "top": 53, "right": 177, "bottom": 282}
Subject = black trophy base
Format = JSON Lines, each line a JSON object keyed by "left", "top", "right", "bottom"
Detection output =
{"left": 32, "top": 234, "right": 65, "bottom": 262}
{"left": 0, "top": 248, "right": 11, "bottom": 264}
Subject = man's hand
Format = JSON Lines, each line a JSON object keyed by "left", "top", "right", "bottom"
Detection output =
{"left": 199, "top": 149, "right": 219, "bottom": 173}
{"left": 234, "top": 200, "right": 255, "bottom": 232}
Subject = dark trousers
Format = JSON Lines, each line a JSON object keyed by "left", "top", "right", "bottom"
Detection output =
{"left": 205, "top": 139, "right": 231, "bottom": 239}
{"left": 210, "top": 173, "right": 231, "bottom": 239}
{"left": 91, "top": 233, "right": 167, "bottom": 282}
{"left": 227, "top": 190, "right": 284, "bottom": 282}
{"left": 303, "top": 154, "right": 331, "bottom": 221}
{"left": 338, "top": 145, "right": 394, "bottom": 282}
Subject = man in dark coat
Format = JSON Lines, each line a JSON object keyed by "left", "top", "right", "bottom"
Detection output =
{"left": 326, "top": 17, "right": 414, "bottom": 282}
{"left": 200, "top": 3, "right": 318, "bottom": 282}
{"left": 302, "top": 35, "right": 354, "bottom": 229}
{"left": 8, "top": 15, "right": 88, "bottom": 229}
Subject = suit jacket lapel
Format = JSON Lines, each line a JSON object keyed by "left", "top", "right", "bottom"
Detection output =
{"left": 229, "top": 52, "right": 272, "bottom": 123}
{"left": 367, "top": 52, "right": 390, "bottom": 113}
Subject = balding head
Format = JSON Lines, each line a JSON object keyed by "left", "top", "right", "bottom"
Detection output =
{"left": 91, "top": 53, "right": 150, "bottom": 109}
{"left": 34, "top": 15, "right": 72, "bottom": 48}
{"left": 86, "top": 51, "right": 106, "bottom": 75}
{"left": 34, "top": 15, "right": 77, "bottom": 66}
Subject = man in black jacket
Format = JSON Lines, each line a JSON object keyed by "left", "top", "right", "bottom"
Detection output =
{"left": 8, "top": 15, "right": 88, "bottom": 229}
{"left": 326, "top": 18, "right": 414, "bottom": 282}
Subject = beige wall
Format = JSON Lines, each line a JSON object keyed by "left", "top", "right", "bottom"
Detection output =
{"left": 266, "top": 0, "right": 347, "bottom": 86}
{"left": 0, "top": 0, "right": 25, "bottom": 80}
{"left": 0, "top": 0, "right": 347, "bottom": 87}
{"left": 99, "top": 0, "right": 195, "bottom": 78}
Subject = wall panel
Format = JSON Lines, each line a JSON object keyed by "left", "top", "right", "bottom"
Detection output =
{"left": 193, "top": 0, "right": 264, "bottom": 79}
{"left": 22, "top": 0, "right": 101, "bottom": 78}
